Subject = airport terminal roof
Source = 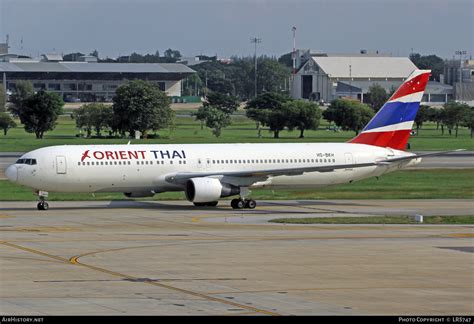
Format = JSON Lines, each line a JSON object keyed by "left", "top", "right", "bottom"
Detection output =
{"left": 0, "top": 61, "right": 195, "bottom": 74}
{"left": 311, "top": 56, "right": 417, "bottom": 78}
{"left": 336, "top": 80, "right": 453, "bottom": 94}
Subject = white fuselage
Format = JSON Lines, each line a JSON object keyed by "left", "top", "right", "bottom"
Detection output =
{"left": 7, "top": 143, "right": 419, "bottom": 194}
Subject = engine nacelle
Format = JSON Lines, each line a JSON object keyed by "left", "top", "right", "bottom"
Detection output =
{"left": 124, "top": 191, "right": 155, "bottom": 198}
{"left": 185, "top": 177, "right": 240, "bottom": 203}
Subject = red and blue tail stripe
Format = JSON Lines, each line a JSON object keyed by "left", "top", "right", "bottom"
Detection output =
{"left": 350, "top": 69, "right": 431, "bottom": 150}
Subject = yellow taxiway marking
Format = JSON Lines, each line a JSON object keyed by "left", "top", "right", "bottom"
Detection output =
{"left": 0, "top": 241, "right": 70, "bottom": 264}
{"left": 1, "top": 241, "right": 280, "bottom": 316}
{"left": 444, "top": 233, "right": 474, "bottom": 238}
{"left": 191, "top": 217, "right": 201, "bottom": 223}
{"left": 0, "top": 227, "right": 78, "bottom": 233}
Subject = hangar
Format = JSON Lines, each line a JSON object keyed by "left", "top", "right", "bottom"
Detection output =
{"left": 0, "top": 58, "right": 195, "bottom": 102}
{"left": 291, "top": 53, "right": 453, "bottom": 105}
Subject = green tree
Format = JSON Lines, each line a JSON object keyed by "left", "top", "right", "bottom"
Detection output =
{"left": 462, "top": 106, "right": 474, "bottom": 138}
{"left": 325, "top": 99, "right": 374, "bottom": 135}
{"left": 204, "top": 91, "right": 240, "bottom": 114}
{"left": 112, "top": 80, "right": 173, "bottom": 138}
{"left": 284, "top": 100, "right": 322, "bottom": 138}
{"left": 0, "top": 112, "right": 16, "bottom": 135}
{"left": 442, "top": 101, "right": 469, "bottom": 137}
{"left": 277, "top": 52, "right": 293, "bottom": 68}
{"left": 194, "top": 105, "right": 231, "bottom": 137}
{"left": 19, "top": 90, "right": 64, "bottom": 139}
{"left": 73, "top": 103, "right": 112, "bottom": 137}
{"left": 0, "top": 86, "right": 6, "bottom": 112}
{"left": 164, "top": 48, "right": 182, "bottom": 60}
{"left": 245, "top": 92, "right": 292, "bottom": 138}
{"left": 414, "top": 105, "right": 432, "bottom": 134}
{"left": 256, "top": 59, "right": 291, "bottom": 95}
{"left": 366, "top": 84, "right": 388, "bottom": 112}
{"left": 409, "top": 53, "right": 444, "bottom": 81}
{"left": 9, "top": 80, "right": 34, "bottom": 117}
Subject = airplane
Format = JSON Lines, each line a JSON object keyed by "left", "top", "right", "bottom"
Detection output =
{"left": 4, "top": 69, "right": 461, "bottom": 210}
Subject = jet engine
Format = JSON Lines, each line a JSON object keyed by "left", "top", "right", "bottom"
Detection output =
{"left": 123, "top": 191, "right": 155, "bottom": 198}
{"left": 185, "top": 177, "right": 240, "bottom": 203}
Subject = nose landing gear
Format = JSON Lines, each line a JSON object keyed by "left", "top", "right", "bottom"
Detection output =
{"left": 37, "top": 199, "right": 49, "bottom": 211}
{"left": 36, "top": 191, "right": 49, "bottom": 210}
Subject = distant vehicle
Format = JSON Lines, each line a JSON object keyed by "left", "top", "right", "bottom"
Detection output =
{"left": 64, "top": 97, "right": 81, "bottom": 103}
{"left": 5, "top": 70, "right": 462, "bottom": 210}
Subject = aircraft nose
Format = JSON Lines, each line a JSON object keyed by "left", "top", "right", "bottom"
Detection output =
{"left": 5, "top": 165, "right": 18, "bottom": 182}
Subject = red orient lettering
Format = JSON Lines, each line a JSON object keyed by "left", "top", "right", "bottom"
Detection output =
{"left": 114, "top": 151, "right": 120, "bottom": 160}
{"left": 119, "top": 151, "right": 127, "bottom": 159}
{"left": 128, "top": 151, "right": 138, "bottom": 159}
{"left": 93, "top": 151, "right": 105, "bottom": 160}
{"left": 105, "top": 151, "right": 115, "bottom": 160}
{"left": 138, "top": 151, "right": 146, "bottom": 159}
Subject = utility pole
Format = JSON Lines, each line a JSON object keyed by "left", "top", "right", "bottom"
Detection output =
{"left": 349, "top": 64, "right": 352, "bottom": 99}
{"left": 250, "top": 37, "right": 262, "bottom": 97}
{"left": 292, "top": 26, "right": 297, "bottom": 80}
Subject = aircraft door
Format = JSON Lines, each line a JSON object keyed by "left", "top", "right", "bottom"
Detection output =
{"left": 344, "top": 153, "right": 354, "bottom": 170}
{"left": 56, "top": 156, "right": 67, "bottom": 174}
{"left": 197, "top": 158, "right": 211, "bottom": 169}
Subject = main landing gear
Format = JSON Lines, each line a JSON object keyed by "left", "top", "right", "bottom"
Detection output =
{"left": 230, "top": 198, "right": 257, "bottom": 209}
{"left": 230, "top": 187, "right": 256, "bottom": 209}
{"left": 36, "top": 191, "right": 49, "bottom": 210}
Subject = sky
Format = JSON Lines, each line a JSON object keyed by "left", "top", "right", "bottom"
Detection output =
{"left": 0, "top": 0, "right": 473, "bottom": 60}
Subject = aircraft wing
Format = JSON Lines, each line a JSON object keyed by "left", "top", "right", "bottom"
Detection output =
{"left": 165, "top": 161, "right": 377, "bottom": 185}
{"left": 165, "top": 149, "right": 464, "bottom": 186}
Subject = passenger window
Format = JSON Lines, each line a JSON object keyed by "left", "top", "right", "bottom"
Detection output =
{"left": 183, "top": 161, "right": 186, "bottom": 164}
{"left": 170, "top": 161, "right": 173, "bottom": 164}
{"left": 78, "top": 162, "right": 81, "bottom": 166}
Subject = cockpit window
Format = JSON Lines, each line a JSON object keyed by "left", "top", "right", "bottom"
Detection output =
{"left": 16, "top": 158, "right": 37, "bottom": 165}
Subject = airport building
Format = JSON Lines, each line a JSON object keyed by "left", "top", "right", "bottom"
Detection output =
{"left": 0, "top": 55, "right": 195, "bottom": 102}
{"left": 291, "top": 51, "right": 454, "bottom": 105}
{"left": 441, "top": 58, "right": 474, "bottom": 104}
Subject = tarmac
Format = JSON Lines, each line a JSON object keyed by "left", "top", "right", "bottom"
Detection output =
{"left": 0, "top": 199, "right": 473, "bottom": 315}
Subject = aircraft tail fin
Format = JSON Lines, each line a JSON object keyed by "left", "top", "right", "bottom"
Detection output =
{"left": 349, "top": 69, "right": 431, "bottom": 150}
